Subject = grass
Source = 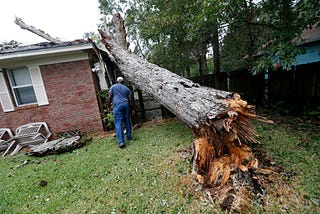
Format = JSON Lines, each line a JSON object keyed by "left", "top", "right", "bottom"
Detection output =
{"left": 0, "top": 115, "right": 319, "bottom": 213}
{"left": 0, "top": 120, "right": 215, "bottom": 213}
{"left": 252, "top": 115, "right": 320, "bottom": 213}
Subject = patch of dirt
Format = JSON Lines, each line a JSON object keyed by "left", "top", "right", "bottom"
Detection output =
{"left": 251, "top": 147, "right": 311, "bottom": 212}
{"left": 257, "top": 106, "right": 320, "bottom": 133}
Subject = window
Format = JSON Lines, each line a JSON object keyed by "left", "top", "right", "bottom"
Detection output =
{"left": 0, "top": 65, "right": 49, "bottom": 112}
{"left": 7, "top": 67, "right": 37, "bottom": 106}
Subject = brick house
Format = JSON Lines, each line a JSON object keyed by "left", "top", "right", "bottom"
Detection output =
{"left": 0, "top": 40, "right": 109, "bottom": 139}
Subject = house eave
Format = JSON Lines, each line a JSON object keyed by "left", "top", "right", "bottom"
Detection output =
{"left": 0, "top": 43, "right": 94, "bottom": 60}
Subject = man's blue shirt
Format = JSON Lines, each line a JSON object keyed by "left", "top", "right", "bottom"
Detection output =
{"left": 109, "top": 83, "right": 131, "bottom": 107}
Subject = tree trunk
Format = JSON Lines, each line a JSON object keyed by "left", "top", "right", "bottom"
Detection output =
{"left": 99, "top": 27, "right": 271, "bottom": 211}
{"left": 212, "top": 21, "right": 221, "bottom": 73}
{"left": 198, "top": 54, "right": 204, "bottom": 76}
{"left": 243, "top": 0, "right": 254, "bottom": 69}
{"left": 185, "top": 64, "right": 191, "bottom": 78}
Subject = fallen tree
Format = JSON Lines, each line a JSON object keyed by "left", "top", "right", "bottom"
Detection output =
{"left": 99, "top": 14, "right": 273, "bottom": 212}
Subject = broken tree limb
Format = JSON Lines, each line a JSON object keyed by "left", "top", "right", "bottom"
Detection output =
{"left": 99, "top": 19, "right": 272, "bottom": 211}
{"left": 113, "top": 13, "right": 128, "bottom": 50}
{"left": 26, "top": 136, "right": 91, "bottom": 156}
{"left": 14, "top": 17, "right": 63, "bottom": 44}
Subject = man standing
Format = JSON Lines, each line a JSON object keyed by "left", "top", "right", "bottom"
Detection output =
{"left": 108, "top": 77, "right": 135, "bottom": 148}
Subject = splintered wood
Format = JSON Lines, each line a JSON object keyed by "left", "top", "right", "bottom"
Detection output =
{"left": 191, "top": 93, "right": 263, "bottom": 211}
{"left": 192, "top": 128, "right": 258, "bottom": 187}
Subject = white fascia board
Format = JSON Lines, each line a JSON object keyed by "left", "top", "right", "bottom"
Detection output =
{"left": 0, "top": 43, "right": 94, "bottom": 60}
{"left": 0, "top": 51, "right": 90, "bottom": 68}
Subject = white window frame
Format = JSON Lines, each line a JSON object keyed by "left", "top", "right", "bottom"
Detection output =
{"left": 0, "top": 65, "right": 49, "bottom": 112}
{"left": 7, "top": 67, "right": 37, "bottom": 107}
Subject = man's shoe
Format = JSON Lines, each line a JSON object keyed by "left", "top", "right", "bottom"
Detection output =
{"left": 119, "top": 143, "right": 125, "bottom": 148}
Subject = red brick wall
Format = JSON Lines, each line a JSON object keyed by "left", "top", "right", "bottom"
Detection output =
{"left": 0, "top": 59, "right": 104, "bottom": 139}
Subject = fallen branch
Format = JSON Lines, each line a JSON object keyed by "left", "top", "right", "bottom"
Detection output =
{"left": 14, "top": 17, "right": 63, "bottom": 44}
{"left": 26, "top": 136, "right": 91, "bottom": 156}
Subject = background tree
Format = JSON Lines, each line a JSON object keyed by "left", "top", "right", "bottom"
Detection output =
{"left": 251, "top": 0, "right": 320, "bottom": 73}
{"left": 220, "top": 0, "right": 262, "bottom": 71}
{"left": 98, "top": 0, "right": 320, "bottom": 75}
{"left": 127, "top": 0, "right": 209, "bottom": 77}
{"left": 99, "top": 0, "right": 224, "bottom": 77}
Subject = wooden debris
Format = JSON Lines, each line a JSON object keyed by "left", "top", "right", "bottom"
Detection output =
{"left": 27, "top": 136, "right": 91, "bottom": 156}
{"left": 113, "top": 13, "right": 128, "bottom": 50}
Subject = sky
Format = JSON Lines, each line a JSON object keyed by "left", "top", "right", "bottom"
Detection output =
{"left": 0, "top": 0, "right": 102, "bottom": 45}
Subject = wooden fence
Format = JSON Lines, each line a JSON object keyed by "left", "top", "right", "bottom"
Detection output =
{"left": 268, "top": 62, "right": 320, "bottom": 104}
{"left": 189, "top": 61, "right": 320, "bottom": 105}
{"left": 189, "top": 70, "right": 266, "bottom": 104}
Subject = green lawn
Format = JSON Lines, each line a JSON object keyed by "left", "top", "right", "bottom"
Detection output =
{"left": 0, "top": 116, "right": 319, "bottom": 213}
{"left": 253, "top": 115, "right": 320, "bottom": 213}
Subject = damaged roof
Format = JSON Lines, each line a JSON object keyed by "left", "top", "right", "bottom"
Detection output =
{"left": 0, "top": 39, "right": 95, "bottom": 60}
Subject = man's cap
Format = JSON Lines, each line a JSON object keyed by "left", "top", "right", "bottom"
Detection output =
{"left": 117, "top": 77, "right": 124, "bottom": 82}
